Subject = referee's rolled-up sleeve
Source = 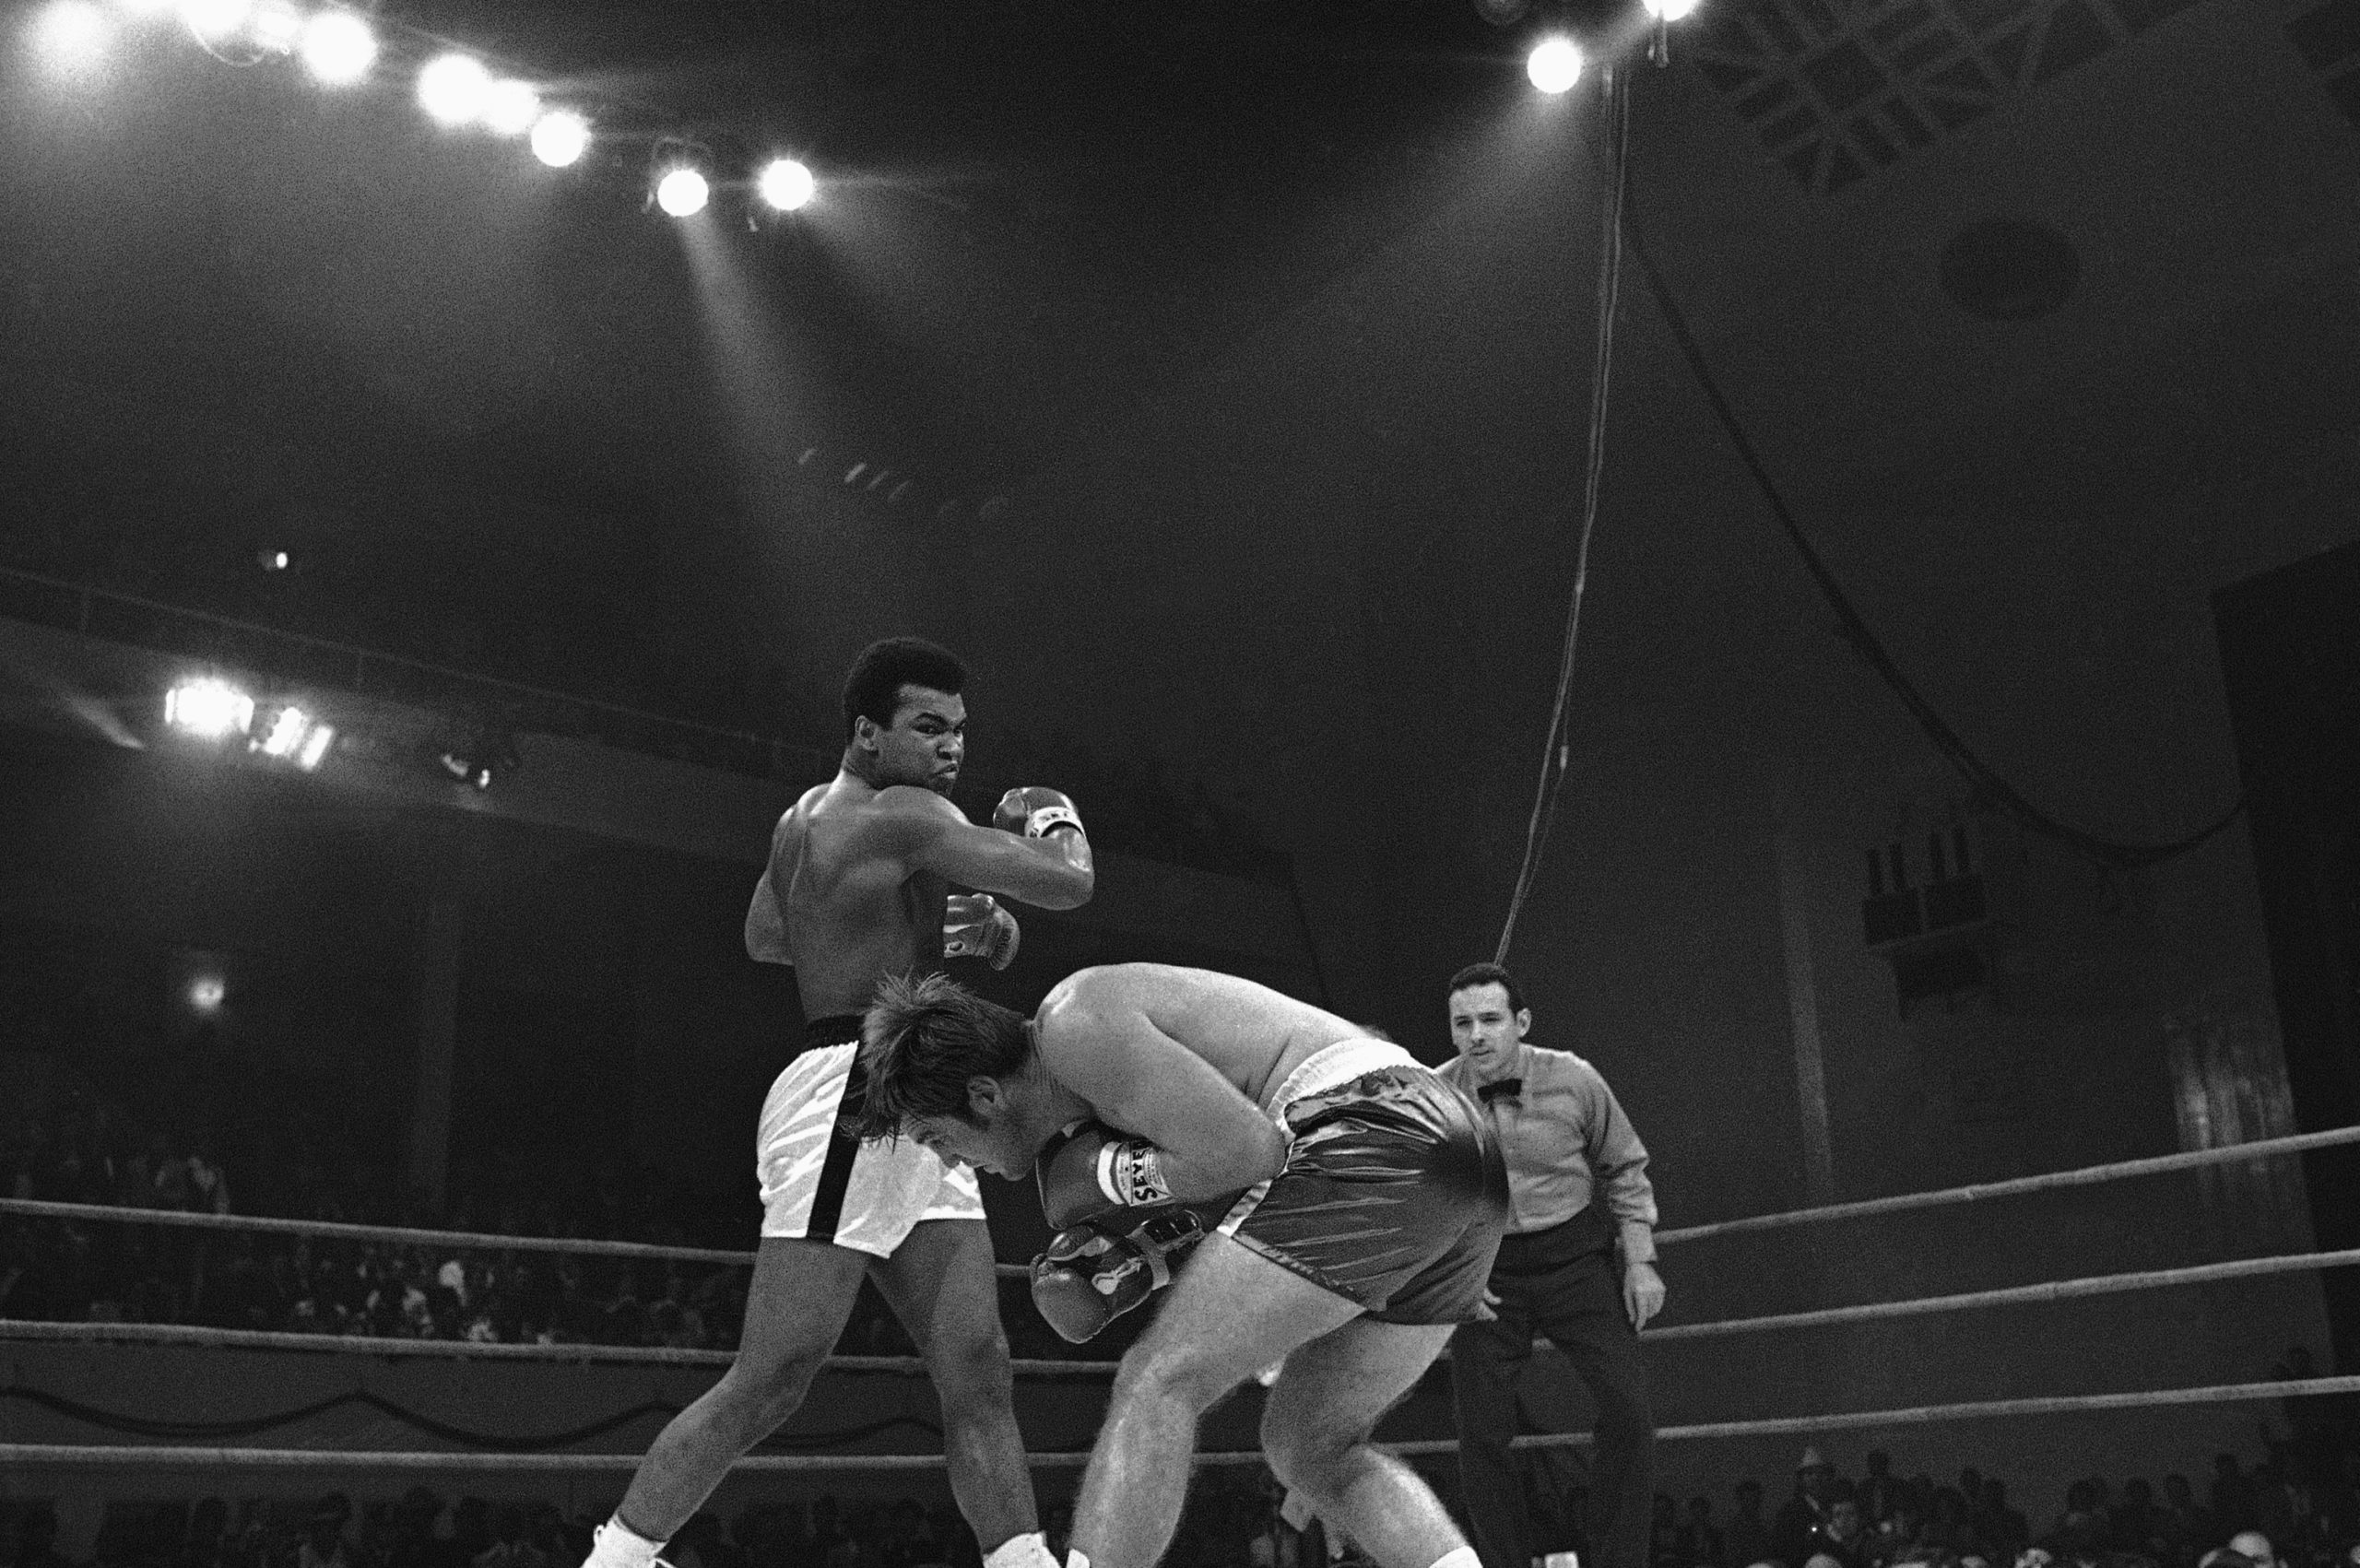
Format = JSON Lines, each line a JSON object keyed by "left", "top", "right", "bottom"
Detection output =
{"left": 1570, "top": 1059, "right": 1658, "bottom": 1262}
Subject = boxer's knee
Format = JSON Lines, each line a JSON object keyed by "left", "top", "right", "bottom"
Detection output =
{"left": 1110, "top": 1338, "right": 1235, "bottom": 1417}
{"left": 926, "top": 1316, "right": 1018, "bottom": 1421}
{"left": 1260, "top": 1401, "right": 1367, "bottom": 1492}
{"left": 713, "top": 1338, "right": 832, "bottom": 1428}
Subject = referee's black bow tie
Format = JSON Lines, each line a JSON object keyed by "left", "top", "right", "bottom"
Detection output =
{"left": 1477, "top": 1078, "right": 1523, "bottom": 1103}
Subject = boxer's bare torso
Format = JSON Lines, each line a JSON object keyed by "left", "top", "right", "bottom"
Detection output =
{"left": 749, "top": 775, "right": 961, "bottom": 1019}
{"left": 744, "top": 685, "right": 1092, "bottom": 1022}
{"left": 1036, "top": 962, "right": 1365, "bottom": 1123}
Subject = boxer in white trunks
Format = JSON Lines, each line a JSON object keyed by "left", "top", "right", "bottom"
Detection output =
{"left": 586, "top": 637, "right": 1093, "bottom": 1568}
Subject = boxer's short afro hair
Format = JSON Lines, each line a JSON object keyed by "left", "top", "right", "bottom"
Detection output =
{"left": 853, "top": 973, "right": 1032, "bottom": 1140}
{"left": 843, "top": 637, "right": 967, "bottom": 743}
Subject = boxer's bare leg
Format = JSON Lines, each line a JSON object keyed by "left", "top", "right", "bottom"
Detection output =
{"left": 1070, "top": 1235, "right": 1359, "bottom": 1568}
{"left": 611, "top": 1237, "right": 867, "bottom": 1541}
{"left": 872, "top": 1220, "right": 1040, "bottom": 1551}
{"left": 1260, "top": 1318, "right": 1468, "bottom": 1568}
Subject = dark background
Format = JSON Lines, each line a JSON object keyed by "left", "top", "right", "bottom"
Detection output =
{"left": 4, "top": 0, "right": 2358, "bottom": 1506}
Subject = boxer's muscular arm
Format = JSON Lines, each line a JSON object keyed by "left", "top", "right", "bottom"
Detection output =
{"left": 1032, "top": 977, "right": 1288, "bottom": 1202}
{"left": 886, "top": 789, "right": 1095, "bottom": 911}
{"left": 743, "top": 812, "right": 795, "bottom": 964}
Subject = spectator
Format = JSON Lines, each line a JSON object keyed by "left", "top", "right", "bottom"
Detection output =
{"left": 1649, "top": 1495, "right": 1682, "bottom": 1568}
{"left": 2229, "top": 1530, "right": 2281, "bottom": 1568}
{"left": 12, "top": 1505, "right": 77, "bottom": 1568}
{"left": 1775, "top": 1450, "right": 1844, "bottom": 1568}
{"left": 2216, "top": 1456, "right": 2260, "bottom": 1538}
{"left": 1859, "top": 1455, "right": 1903, "bottom": 1532}
{"left": 470, "top": 1506, "right": 546, "bottom": 1568}
{"left": 299, "top": 1498, "right": 354, "bottom": 1568}
{"left": 1680, "top": 1498, "right": 1728, "bottom": 1568}
{"left": 1726, "top": 1481, "right": 1772, "bottom": 1568}
{"left": 1812, "top": 1498, "right": 1868, "bottom": 1568}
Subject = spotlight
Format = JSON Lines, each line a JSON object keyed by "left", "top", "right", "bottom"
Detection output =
{"left": 178, "top": 0, "right": 245, "bottom": 42}
{"left": 247, "top": 0, "right": 298, "bottom": 53}
{"left": 35, "top": 0, "right": 111, "bottom": 65}
{"left": 655, "top": 166, "right": 709, "bottom": 218}
{"left": 1641, "top": 0, "right": 1701, "bottom": 16}
{"left": 164, "top": 678, "right": 254, "bottom": 740}
{"left": 417, "top": 52, "right": 490, "bottom": 126}
{"left": 250, "top": 702, "right": 316, "bottom": 760}
{"left": 436, "top": 725, "right": 515, "bottom": 791}
{"left": 257, "top": 547, "right": 290, "bottom": 571}
{"left": 299, "top": 10, "right": 374, "bottom": 83}
{"left": 295, "top": 723, "right": 336, "bottom": 772}
{"left": 1527, "top": 35, "right": 1583, "bottom": 93}
{"left": 482, "top": 78, "right": 538, "bottom": 136}
{"left": 757, "top": 158, "right": 816, "bottom": 212}
{"left": 530, "top": 109, "right": 590, "bottom": 167}
{"left": 188, "top": 974, "right": 226, "bottom": 1012}
{"left": 252, "top": 703, "right": 336, "bottom": 769}
{"left": 253, "top": 703, "right": 306, "bottom": 758}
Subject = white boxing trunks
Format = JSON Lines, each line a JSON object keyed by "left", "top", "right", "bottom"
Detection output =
{"left": 758, "top": 1013, "right": 983, "bottom": 1257}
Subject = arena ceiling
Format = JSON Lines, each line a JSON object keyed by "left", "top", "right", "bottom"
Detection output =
{"left": 4, "top": 0, "right": 2355, "bottom": 864}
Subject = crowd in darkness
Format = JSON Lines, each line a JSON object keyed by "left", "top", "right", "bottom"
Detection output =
{"left": 0, "top": 1091, "right": 1103, "bottom": 1361}
{"left": 6, "top": 1432, "right": 2360, "bottom": 1568}
{"left": 0, "top": 1467, "right": 1338, "bottom": 1568}
{"left": 1618, "top": 1426, "right": 2360, "bottom": 1568}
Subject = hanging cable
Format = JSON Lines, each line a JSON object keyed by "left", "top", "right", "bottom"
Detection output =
{"left": 1614, "top": 190, "right": 2245, "bottom": 873}
{"left": 1496, "top": 66, "right": 1632, "bottom": 966}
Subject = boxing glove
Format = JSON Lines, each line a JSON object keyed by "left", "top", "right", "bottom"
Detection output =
{"left": 942, "top": 893, "right": 1021, "bottom": 971}
{"left": 1029, "top": 1205, "right": 1205, "bottom": 1344}
{"left": 994, "top": 785, "right": 1084, "bottom": 840}
{"left": 1034, "top": 1120, "right": 1174, "bottom": 1229}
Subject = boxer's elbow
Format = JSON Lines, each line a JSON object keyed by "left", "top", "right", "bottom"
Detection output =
{"left": 1226, "top": 1119, "right": 1290, "bottom": 1189}
{"left": 1031, "top": 859, "right": 1094, "bottom": 911}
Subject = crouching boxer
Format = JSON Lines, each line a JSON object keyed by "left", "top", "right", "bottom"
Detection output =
{"left": 854, "top": 962, "right": 1510, "bottom": 1568}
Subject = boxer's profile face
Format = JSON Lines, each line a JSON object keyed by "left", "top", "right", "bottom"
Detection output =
{"left": 904, "top": 1075, "right": 1035, "bottom": 1179}
{"left": 1449, "top": 981, "right": 1529, "bottom": 1078}
{"left": 859, "top": 684, "right": 966, "bottom": 795}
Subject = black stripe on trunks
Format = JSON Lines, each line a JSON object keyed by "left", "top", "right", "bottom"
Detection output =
{"left": 805, "top": 1047, "right": 869, "bottom": 1244}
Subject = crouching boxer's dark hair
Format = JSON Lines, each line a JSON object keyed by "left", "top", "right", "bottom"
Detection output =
{"left": 856, "top": 973, "right": 1032, "bottom": 1139}
{"left": 842, "top": 636, "right": 967, "bottom": 742}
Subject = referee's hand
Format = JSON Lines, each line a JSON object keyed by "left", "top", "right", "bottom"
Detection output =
{"left": 1622, "top": 1260, "right": 1666, "bottom": 1330}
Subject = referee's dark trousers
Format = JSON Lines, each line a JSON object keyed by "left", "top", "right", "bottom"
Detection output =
{"left": 1450, "top": 1205, "right": 1654, "bottom": 1568}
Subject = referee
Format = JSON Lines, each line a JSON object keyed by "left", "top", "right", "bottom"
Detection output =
{"left": 1436, "top": 961, "right": 1662, "bottom": 1568}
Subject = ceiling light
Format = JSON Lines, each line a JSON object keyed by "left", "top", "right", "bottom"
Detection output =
{"left": 299, "top": 10, "right": 374, "bottom": 83}
{"left": 165, "top": 678, "right": 254, "bottom": 740}
{"left": 655, "top": 166, "right": 708, "bottom": 218}
{"left": 757, "top": 158, "right": 816, "bottom": 212}
{"left": 531, "top": 110, "right": 589, "bottom": 167}
{"left": 482, "top": 78, "right": 538, "bottom": 136}
{"left": 247, "top": 0, "right": 298, "bottom": 53}
{"left": 417, "top": 52, "right": 489, "bottom": 126}
{"left": 1527, "top": 36, "right": 1583, "bottom": 94}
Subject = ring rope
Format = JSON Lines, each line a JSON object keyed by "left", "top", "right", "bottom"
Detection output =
{"left": 10, "top": 1126, "right": 2354, "bottom": 1273}
{"left": 0, "top": 1320, "right": 1120, "bottom": 1377}
{"left": 1639, "top": 1247, "right": 2360, "bottom": 1341}
{"left": 0, "top": 1198, "right": 1036, "bottom": 1280}
{"left": 1654, "top": 1124, "right": 2360, "bottom": 1247}
{"left": 9, "top": 1374, "right": 2357, "bottom": 1473}
{"left": 9, "top": 1245, "right": 2354, "bottom": 1365}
